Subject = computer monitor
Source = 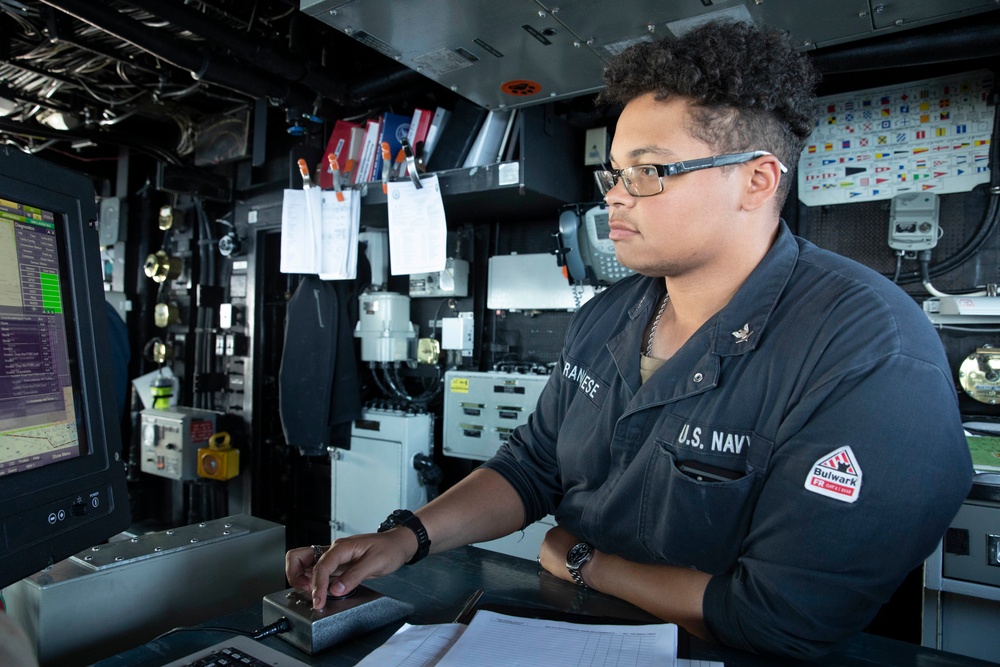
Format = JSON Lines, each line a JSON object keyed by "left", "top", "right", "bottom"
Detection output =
{"left": 0, "top": 147, "right": 130, "bottom": 589}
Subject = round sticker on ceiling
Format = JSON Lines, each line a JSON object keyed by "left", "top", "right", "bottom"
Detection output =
{"left": 501, "top": 80, "right": 542, "bottom": 96}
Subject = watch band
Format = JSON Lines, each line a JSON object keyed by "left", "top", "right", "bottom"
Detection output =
{"left": 378, "top": 509, "right": 431, "bottom": 565}
{"left": 565, "top": 541, "right": 594, "bottom": 587}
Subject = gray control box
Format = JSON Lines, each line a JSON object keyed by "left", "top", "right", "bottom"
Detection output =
{"left": 3, "top": 515, "right": 286, "bottom": 667}
{"left": 140, "top": 407, "right": 219, "bottom": 480}
{"left": 442, "top": 370, "right": 549, "bottom": 461}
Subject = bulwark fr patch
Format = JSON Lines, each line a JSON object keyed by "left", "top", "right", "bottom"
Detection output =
{"left": 805, "top": 445, "right": 862, "bottom": 503}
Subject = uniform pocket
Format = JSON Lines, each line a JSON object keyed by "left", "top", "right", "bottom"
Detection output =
{"left": 638, "top": 442, "right": 766, "bottom": 575}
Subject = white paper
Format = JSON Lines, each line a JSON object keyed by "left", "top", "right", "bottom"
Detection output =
{"left": 280, "top": 187, "right": 360, "bottom": 279}
{"left": 387, "top": 174, "right": 447, "bottom": 275}
{"left": 353, "top": 623, "right": 466, "bottom": 667}
{"left": 435, "top": 610, "right": 678, "bottom": 667}
{"left": 280, "top": 188, "right": 322, "bottom": 274}
{"left": 317, "top": 189, "right": 360, "bottom": 280}
{"left": 357, "top": 617, "right": 722, "bottom": 667}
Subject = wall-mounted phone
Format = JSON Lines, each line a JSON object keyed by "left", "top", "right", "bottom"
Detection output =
{"left": 557, "top": 203, "right": 636, "bottom": 285}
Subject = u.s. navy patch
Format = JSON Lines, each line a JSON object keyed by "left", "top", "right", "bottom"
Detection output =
{"left": 804, "top": 445, "right": 862, "bottom": 503}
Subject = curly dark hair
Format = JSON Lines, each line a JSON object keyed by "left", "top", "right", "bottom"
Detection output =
{"left": 597, "top": 20, "right": 819, "bottom": 205}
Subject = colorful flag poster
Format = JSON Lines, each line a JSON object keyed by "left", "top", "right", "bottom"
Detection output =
{"left": 798, "top": 70, "right": 993, "bottom": 206}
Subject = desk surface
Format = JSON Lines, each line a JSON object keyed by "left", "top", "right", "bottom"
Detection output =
{"left": 94, "top": 546, "right": 994, "bottom": 667}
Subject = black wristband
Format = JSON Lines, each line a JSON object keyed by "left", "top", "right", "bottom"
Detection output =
{"left": 377, "top": 509, "right": 431, "bottom": 565}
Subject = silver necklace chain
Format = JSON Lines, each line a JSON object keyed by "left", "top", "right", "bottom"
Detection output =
{"left": 645, "top": 293, "right": 669, "bottom": 357}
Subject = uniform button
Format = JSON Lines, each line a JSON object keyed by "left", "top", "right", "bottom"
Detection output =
{"left": 692, "top": 373, "right": 704, "bottom": 383}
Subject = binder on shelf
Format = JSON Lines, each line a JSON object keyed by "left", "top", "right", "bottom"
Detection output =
{"left": 424, "top": 99, "right": 488, "bottom": 172}
{"left": 463, "top": 108, "right": 513, "bottom": 168}
{"left": 344, "top": 125, "right": 366, "bottom": 183}
{"left": 319, "top": 119, "right": 361, "bottom": 189}
{"left": 375, "top": 111, "right": 412, "bottom": 181}
{"left": 405, "top": 107, "right": 433, "bottom": 174}
{"left": 502, "top": 111, "right": 524, "bottom": 163}
{"left": 421, "top": 106, "right": 451, "bottom": 167}
{"left": 354, "top": 117, "right": 382, "bottom": 184}
{"left": 495, "top": 109, "right": 519, "bottom": 163}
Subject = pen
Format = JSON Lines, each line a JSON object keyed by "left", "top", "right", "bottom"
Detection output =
{"left": 453, "top": 587, "right": 484, "bottom": 624}
{"left": 381, "top": 141, "right": 392, "bottom": 194}
{"left": 328, "top": 154, "right": 344, "bottom": 202}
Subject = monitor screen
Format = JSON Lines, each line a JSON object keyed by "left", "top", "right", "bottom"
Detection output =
{"left": 0, "top": 198, "right": 84, "bottom": 476}
{"left": 0, "top": 148, "right": 130, "bottom": 588}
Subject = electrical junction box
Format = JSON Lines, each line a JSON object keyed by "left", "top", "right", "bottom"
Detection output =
{"left": 442, "top": 313, "right": 474, "bottom": 356}
{"left": 442, "top": 370, "right": 550, "bottom": 461}
{"left": 889, "top": 192, "right": 939, "bottom": 251}
{"left": 355, "top": 291, "right": 416, "bottom": 362}
{"left": 140, "top": 407, "right": 218, "bottom": 481}
{"left": 409, "top": 258, "right": 469, "bottom": 298}
{"left": 332, "top": 408, "right": 433, "bottom": 541}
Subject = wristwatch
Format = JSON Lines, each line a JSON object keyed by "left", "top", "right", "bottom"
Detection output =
{"left": 565, "top": 541, "right": 594, "bottom": 587}
{"left": 377, "top": 509, "right": 431, "bottom": 565}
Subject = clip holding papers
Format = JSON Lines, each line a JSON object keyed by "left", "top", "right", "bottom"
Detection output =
{"left": 401, "top": 137, "right": 423, "bottom": 189}
{"left": 381, "top": 141, "right": 392, "bottom": 194}
{"left": 328, "top": 154, "right": 345, "bottom": 202}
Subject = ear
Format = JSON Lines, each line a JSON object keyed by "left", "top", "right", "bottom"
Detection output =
{"left": 740, "top": 156, "right": 783, "bottom": 212}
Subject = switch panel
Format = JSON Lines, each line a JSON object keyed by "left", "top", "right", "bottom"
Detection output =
{"left": 988, "top": 534, "right": 1000, "bottom": 567}
{"left": 942, "top": 500, "right": 1000, "bottom": 585}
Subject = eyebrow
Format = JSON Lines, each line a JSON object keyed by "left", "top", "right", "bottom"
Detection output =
{"left": 609, "top": 145, "right": 677, "bottom": 166}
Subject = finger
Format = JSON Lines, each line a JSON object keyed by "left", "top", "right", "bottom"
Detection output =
{"left": 310, "top": 541, "right": 370, "bottom": 608}
{"left": 285, "top": 547, "right": 318, "bottom": 591}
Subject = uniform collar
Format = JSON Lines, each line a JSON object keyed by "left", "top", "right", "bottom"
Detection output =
{"left": 710, "top": 220, "right": 798, "bottom": 357}
{"left": 621, "top": 220, "right": 798, "bottom": 358}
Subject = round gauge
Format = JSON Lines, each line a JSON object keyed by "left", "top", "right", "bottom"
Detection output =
{"left": 958, "top": 348, "right": 1000, "bottom": 404}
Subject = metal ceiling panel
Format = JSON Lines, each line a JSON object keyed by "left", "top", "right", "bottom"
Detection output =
{"left": 301, "top": 0, "right": 1000, "bottom": 110}
{"left": 869, "top": 0, "right": 1000, "bottom": 31}
{"left": 301, "top": 0, "right": 608, "bottom": 109}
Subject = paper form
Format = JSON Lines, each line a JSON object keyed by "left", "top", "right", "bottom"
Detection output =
{"left": 279, "top": 188, "right": 360, "bottom": 279}
{"left": 353, "top": 623, "right": 466, "bottom": 667}
{"left": 355, "top": 617, "right": 723, "bottom": 667}
{"left": 387, "top": 173, "right": 447, "bottom": 275}
{"left": 279, "top": 188, "right": 318, "bottom": 274}
{"left": 317, "top": 189, "right": 360, "bottom": 280}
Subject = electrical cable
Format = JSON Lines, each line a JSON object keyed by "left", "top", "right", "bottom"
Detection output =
{"left": 919, "top": 250, "right": 988, "bottom": 297}
{"left": 150, "top": 618, "right": 290, "bottom": 643}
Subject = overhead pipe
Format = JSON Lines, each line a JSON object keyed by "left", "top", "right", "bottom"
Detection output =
{"left": 116, "top": 0, "right": 352, "bottom": 106}
{"left": 811, "top": 18, "right": 1000, "bottom": 75}
{"left": 36, "top": 0, "right": 325, "bottom": 112}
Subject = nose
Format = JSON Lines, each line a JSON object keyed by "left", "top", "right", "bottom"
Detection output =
{"left": 603, "top": 175, "right": 632, "bottom": 205}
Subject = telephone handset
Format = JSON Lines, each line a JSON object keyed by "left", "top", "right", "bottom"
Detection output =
{"left": 558, "top": 203, "right": 636, "bottom": 285}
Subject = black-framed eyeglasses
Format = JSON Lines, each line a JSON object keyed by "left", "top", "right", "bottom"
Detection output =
{"left": 594, "top": 150, "right": 788, "bottom": 198}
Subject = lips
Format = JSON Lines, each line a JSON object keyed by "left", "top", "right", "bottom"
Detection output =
{"left": 608, "top": 217, "right": 638, "bottom": 240}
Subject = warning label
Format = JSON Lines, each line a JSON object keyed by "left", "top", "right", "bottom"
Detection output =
{"left": 804, "top": 445, "right": 862, "bottom": 503}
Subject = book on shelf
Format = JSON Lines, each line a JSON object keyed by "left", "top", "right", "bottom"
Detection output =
{"left": 318, "top": 119, "right": 361, "bottom": 189}
{"left": 425, "top": 99, "right": 488, "bottom": 172}
{"left": 344, "top": 125, "right": 366, "bottom": 183}
{"left": 501, "top": 111, "right": 524, "bottom": 162}
{"left": 405, "top": 107, "right": 433, "bottom": 175}
{"left": 495, "top": 109, "right": 519, "bottom": 163}
{"left": 421, "top": 106, "right": 451, "bottom": 167}
{"left": 353, "top": 117, "right": 382, "bottom": 184}
{"left": 374, "top": 111, "right": 412, "bottom": 182}
{"left": 463, "top": 108, "right": 513, "bottom": 168}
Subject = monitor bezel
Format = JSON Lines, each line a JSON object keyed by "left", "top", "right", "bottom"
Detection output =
{"left": 0, "top": 147, "right": 130, "bottom": 588}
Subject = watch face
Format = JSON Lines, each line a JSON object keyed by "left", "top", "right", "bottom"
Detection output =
{"left": 566, "top": 542, "right": 593, "bottom": 567}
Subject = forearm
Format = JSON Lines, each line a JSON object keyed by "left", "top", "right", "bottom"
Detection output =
{"left": 540, "top": 525, "right": 712, "bottom": 641}
{"left": 586, "top": 551, "right": 712, "bottom": 640}
{"left": 415, "top": 467, "right": 526, "bottom": 554}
